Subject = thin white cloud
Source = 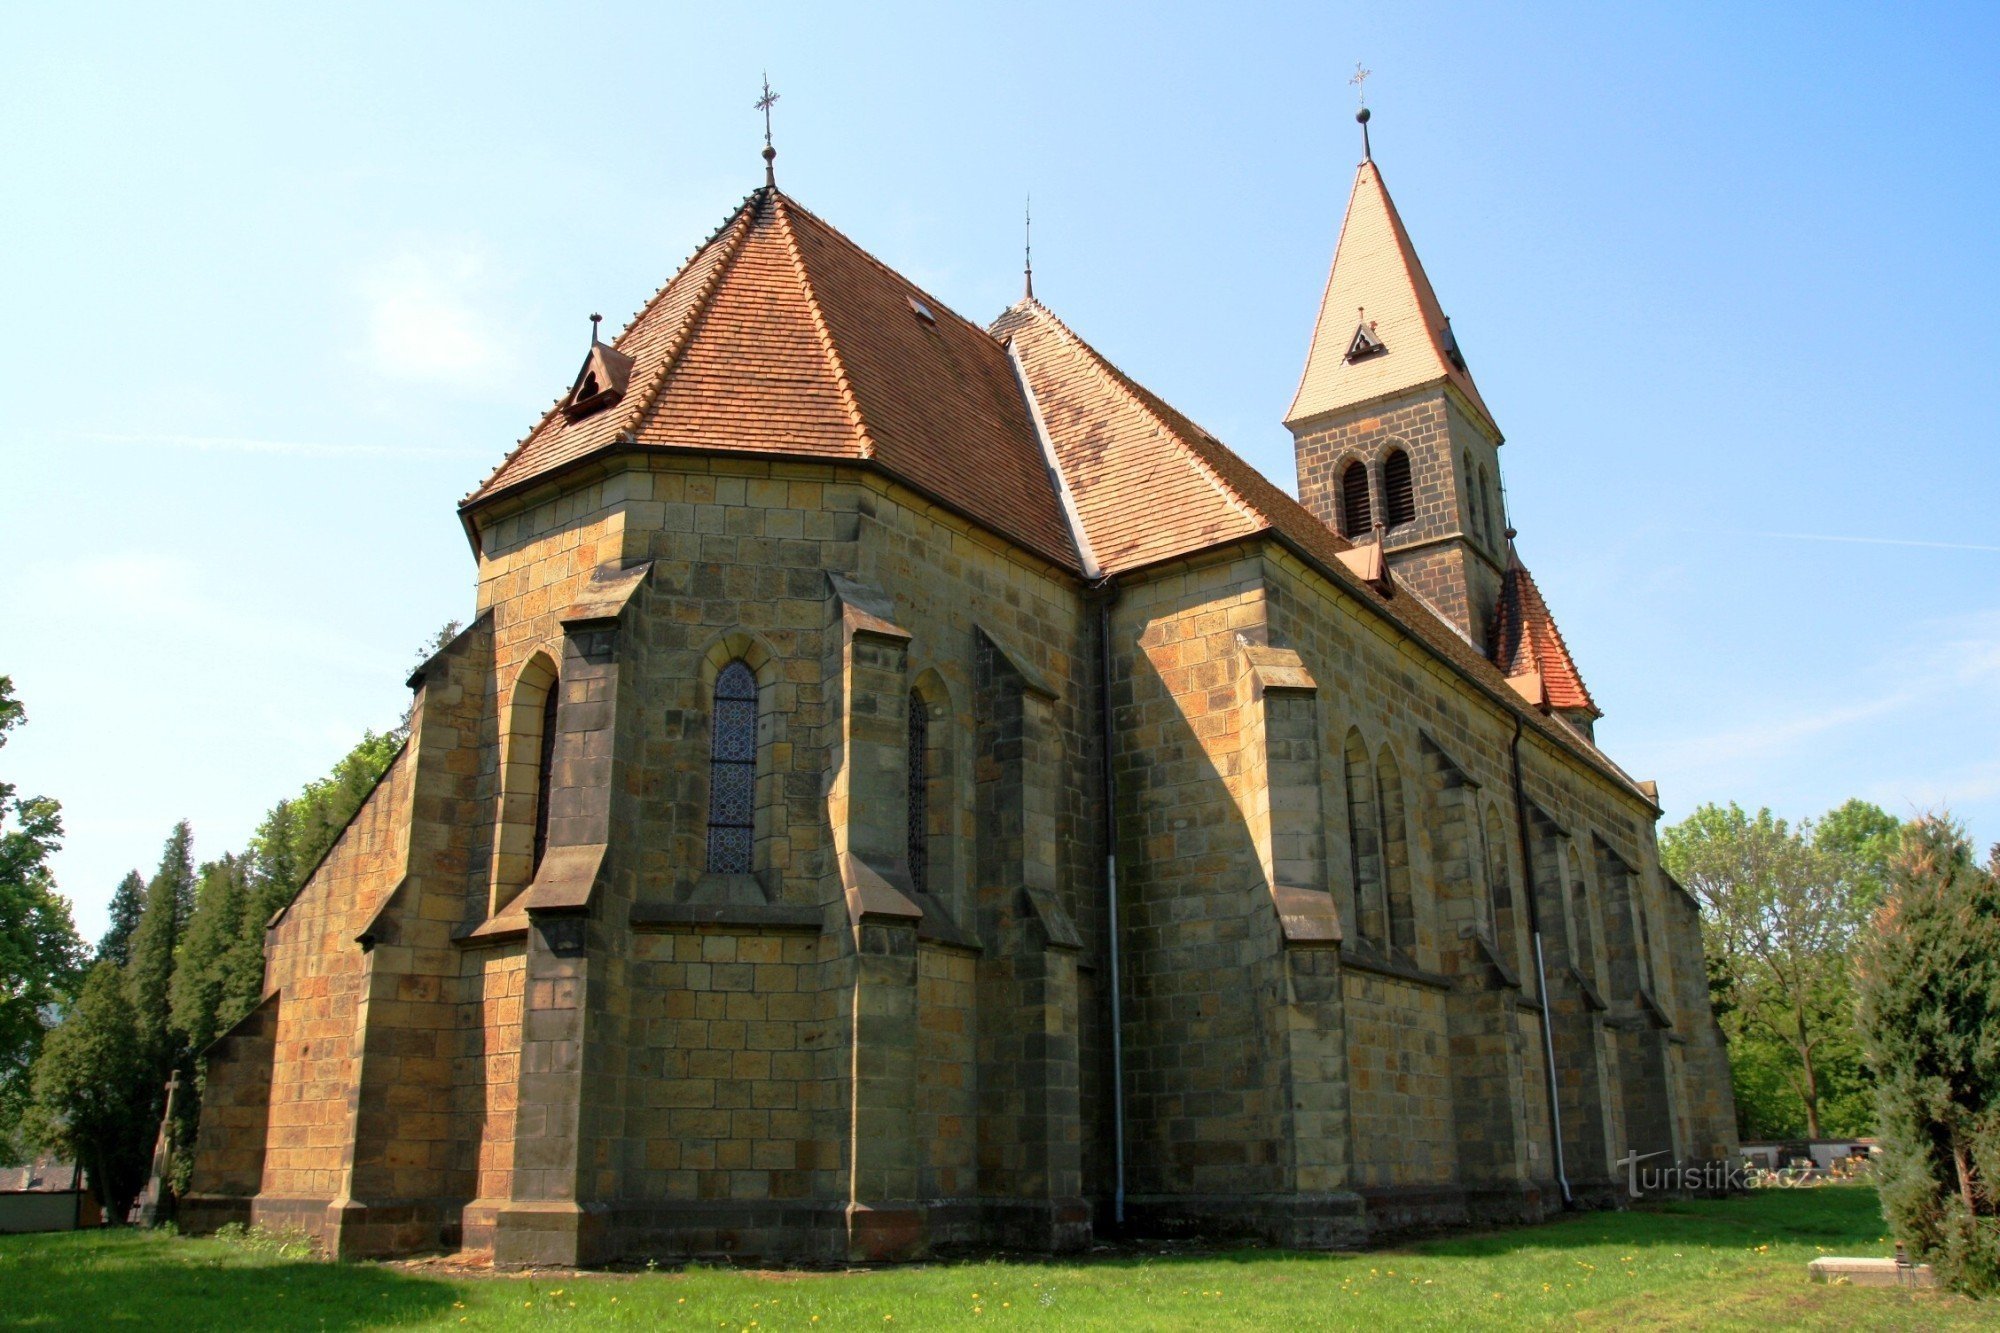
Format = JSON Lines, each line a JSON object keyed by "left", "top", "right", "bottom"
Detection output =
{"left": 1754, "top": 530, "right": 2000, "bottom": 555}
{"left": 80, "top": 431, "right": 480, "bottom": 459}
{"left": 1651, "top": 608, "right": 2000, "bottom": 770}
{"left": 357, "top": 242, "right": 516, "bottom": 389}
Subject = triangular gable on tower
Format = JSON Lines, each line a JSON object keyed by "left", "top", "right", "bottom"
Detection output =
{"left": 1286, "top": 159, "right": 1497, "bottom": 434}
{"left": 1490, "top": 549, "right": 1599, "bottom": 719}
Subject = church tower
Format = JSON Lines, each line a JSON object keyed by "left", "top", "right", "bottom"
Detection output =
{"left": 1285, "top": 119, "right": 1510, "bottom": 646}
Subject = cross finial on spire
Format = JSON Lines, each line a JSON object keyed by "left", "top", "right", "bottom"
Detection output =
{"left": 755, "top": 73, "right": 780, "bottom": 186}
{"left": 1023, "top": 194, "right": 1034, "bottom": 301}
{"left": 1350, "top": 62, "right": 1373, "bottom": 161}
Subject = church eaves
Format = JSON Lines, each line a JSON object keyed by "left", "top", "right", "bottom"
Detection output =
{"left": 1286, "top": 159, "right": 1498, "bottom": 436}
{"left": 463, "top": 187, "right": 1081, "bottom": 573}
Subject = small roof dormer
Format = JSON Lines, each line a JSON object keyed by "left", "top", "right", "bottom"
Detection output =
{"left": 562, "top": 314, "right": 634, "bottom": 422}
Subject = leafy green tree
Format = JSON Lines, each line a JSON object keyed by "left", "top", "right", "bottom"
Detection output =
{"left": 0, "top": 676, "right": 86, "bottom": 1163}
{"left": 1816, "top": 799, "right": 1903, "bottom": 907}
{"left": 23, "top": 961, "right": 154, "bottom": 1220}
{"left": 1854, "top": 816, "right": 2000, "bottom": 1294}
{"left": 96, "top": 870, "right": 145, "bottom": 967}
{"left": 1663, "top": 802, "right": 1874, "bottom": 1139}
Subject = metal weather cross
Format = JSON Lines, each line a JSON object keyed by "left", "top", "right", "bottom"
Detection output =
{"left": 756, "top": 74, "right": 781, "bottom": 185}
{"left": 756, "top": 74, "right": 780, "bottom": 148}
{"left": 1349, "top": 62, "right": 1371, "bottom": 108}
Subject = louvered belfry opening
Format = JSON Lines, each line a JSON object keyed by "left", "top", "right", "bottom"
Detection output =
{"left": 1340, "top": 460, "right": 1373, "bottom": 538}
{"left": 1383, "top": 449, "right": 1416, "bottom": 528}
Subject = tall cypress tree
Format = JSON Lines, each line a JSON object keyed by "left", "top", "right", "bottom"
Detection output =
{"left": 1855, "top": 817, "right": 2000, "bottom": 1294}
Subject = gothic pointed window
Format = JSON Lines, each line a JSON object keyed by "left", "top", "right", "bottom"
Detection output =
{"left": 706, "top": 660, "right": 758, "bottom": 874}
{"left": 907, "top": 692, "right": 930, "bottom": 896}
{"left": 1340, "top": 460, "right": 1373, "bottom": 538}
{"left": 531, "top": 683, "right": 560, "bottom": 875}
{"left": 1383, "top": 449, "right": 1416, "bottom": 529}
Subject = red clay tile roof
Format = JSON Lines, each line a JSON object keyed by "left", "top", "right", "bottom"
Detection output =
{"left": 1287, "top": 160, "right": 1497, "bottom": 435}
{"left": 1491, "top": 550, "right": 1600, "bottom": 717}
{"left": 465, "top": 188, "right": 1080, "bottom": 572}
{"left": 997, "top": 298, "right": 1633, "bottom": 793}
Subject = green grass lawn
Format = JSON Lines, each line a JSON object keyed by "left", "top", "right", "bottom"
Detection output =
{"left": 0, "top": 1186, "right": 1982, "bottom": 1331}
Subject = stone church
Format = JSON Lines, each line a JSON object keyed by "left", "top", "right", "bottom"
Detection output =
{"left": 185, "top": 123, "right": 1736, "bottom": 1265}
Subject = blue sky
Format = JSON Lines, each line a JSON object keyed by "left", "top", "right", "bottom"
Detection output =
{"left": 4, "top": 2, "right": 1996, "bottom": 937}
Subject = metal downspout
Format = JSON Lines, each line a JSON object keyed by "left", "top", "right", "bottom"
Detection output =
{"left": 1512, "top": 713, "right": 1573, "bottom": 1208}
{"left": 1097, "top": 589, "right": 1127, "bottom": 1228}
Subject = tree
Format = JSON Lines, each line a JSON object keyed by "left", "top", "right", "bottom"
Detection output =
{"left": 1816, "top": 799, "right": 1904, "bottom": 907}
{"left": 96, "top": 870, "right": 145, "bottom": 967}
{"left": 0, "top": 676, "right": 85, "bottom": 1162}
{"left": 1854, "top": 816, "right": 2000, "bottom": 1294}
{"left": 169, "top": 857, "right": 246, "bottom": 1061}
{"left": 23, "top": 961, "right": 154, "bottom": 1220}
{"left": 1662, "top": 802, "right": 1874, "bottom": 1139}
{"left": 124, "top": 820, "right": 196, "bottom": 1197}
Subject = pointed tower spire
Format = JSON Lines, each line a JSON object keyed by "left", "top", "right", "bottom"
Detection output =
{"left": 1285, "top": 131, "right": 1511, "bottom": 646}
{"left": 1286, "top": 155, "right": 1495, "bottom": 434}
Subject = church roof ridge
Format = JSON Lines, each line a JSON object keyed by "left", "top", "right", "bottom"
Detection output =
{"left": 465, "top": 183, "right": 1081, "bottom": 572}
{"left": 772, "top": 191, "right": 876, "bottom": 461}
{"left": 1001, "top": 294, "right": 1642, "bottom": 800}
{"left": 1000, "top": 297, "right": 1267, "bottom": 534}
{"left": 1286, "top": 158, "right": 1497, "bottom": 436}
{"left": 464, "top": 189, "right": 762, "bottom": 505}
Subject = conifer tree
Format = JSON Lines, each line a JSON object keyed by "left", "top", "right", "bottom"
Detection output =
{"left": 169, "top": 856, "right": 245, "bottom": 1060}
{"left": 1855, "top": 816, "right": 2000, "bottom": 1294}
{"left": 96, "top": 870, "right": 145, "bottom": 966}
{"left": 125, "top": 822, "right": 194, "bottom": 1115}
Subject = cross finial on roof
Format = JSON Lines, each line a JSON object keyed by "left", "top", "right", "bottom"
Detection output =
{"left": 1023, "top": 194, "right": 1034, "bottom": 301}
{"left": 1350, "top": 62, "right": 1374, "bottom": 161}
{"left": 756, "top": 73, "right": 780, "bottom": 186}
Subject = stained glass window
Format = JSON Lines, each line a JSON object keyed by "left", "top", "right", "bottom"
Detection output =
{"left": 907, "top": 693, "right": 929, "bottom": 897}
{"left": 707, "top": 660, "right": 757, "bottom": 874}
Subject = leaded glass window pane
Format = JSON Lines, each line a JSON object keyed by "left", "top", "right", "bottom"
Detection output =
{"left": 706, "top": 660, "right": 758, "bottom": 875}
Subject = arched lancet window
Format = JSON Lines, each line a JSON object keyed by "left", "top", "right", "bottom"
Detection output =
{"left": 1483, "top": 804, "right": 1517, "bottom": 960}
{"left": 1376, "top": 745, "right": 1416, "bottom": 953}
{"left": 1383, "top": 449, "right": 1416, "bottom": 529}
{"left": 1343, "top": 729, "right": 1383, "bottom": 943}
{"left": 1478, "top": 465, "right": 1499, "bottom": 549}
{"left": 907, "top": 691, "right": 930, "bottom": 896}
{"left": 1566, "top": 845, "right": 1598, "bottom": 987}
{"left": 1463, "top": 451, "right": 1482, "bottom": 543}
{"left": 1340, "top": 460, "right": 1373, "bottom": 538}
{"left": 532, "top": 682, "right": 559, "bottom": 875}
{"left": 706, "top": 660, "right": 758, "bottom": 874}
